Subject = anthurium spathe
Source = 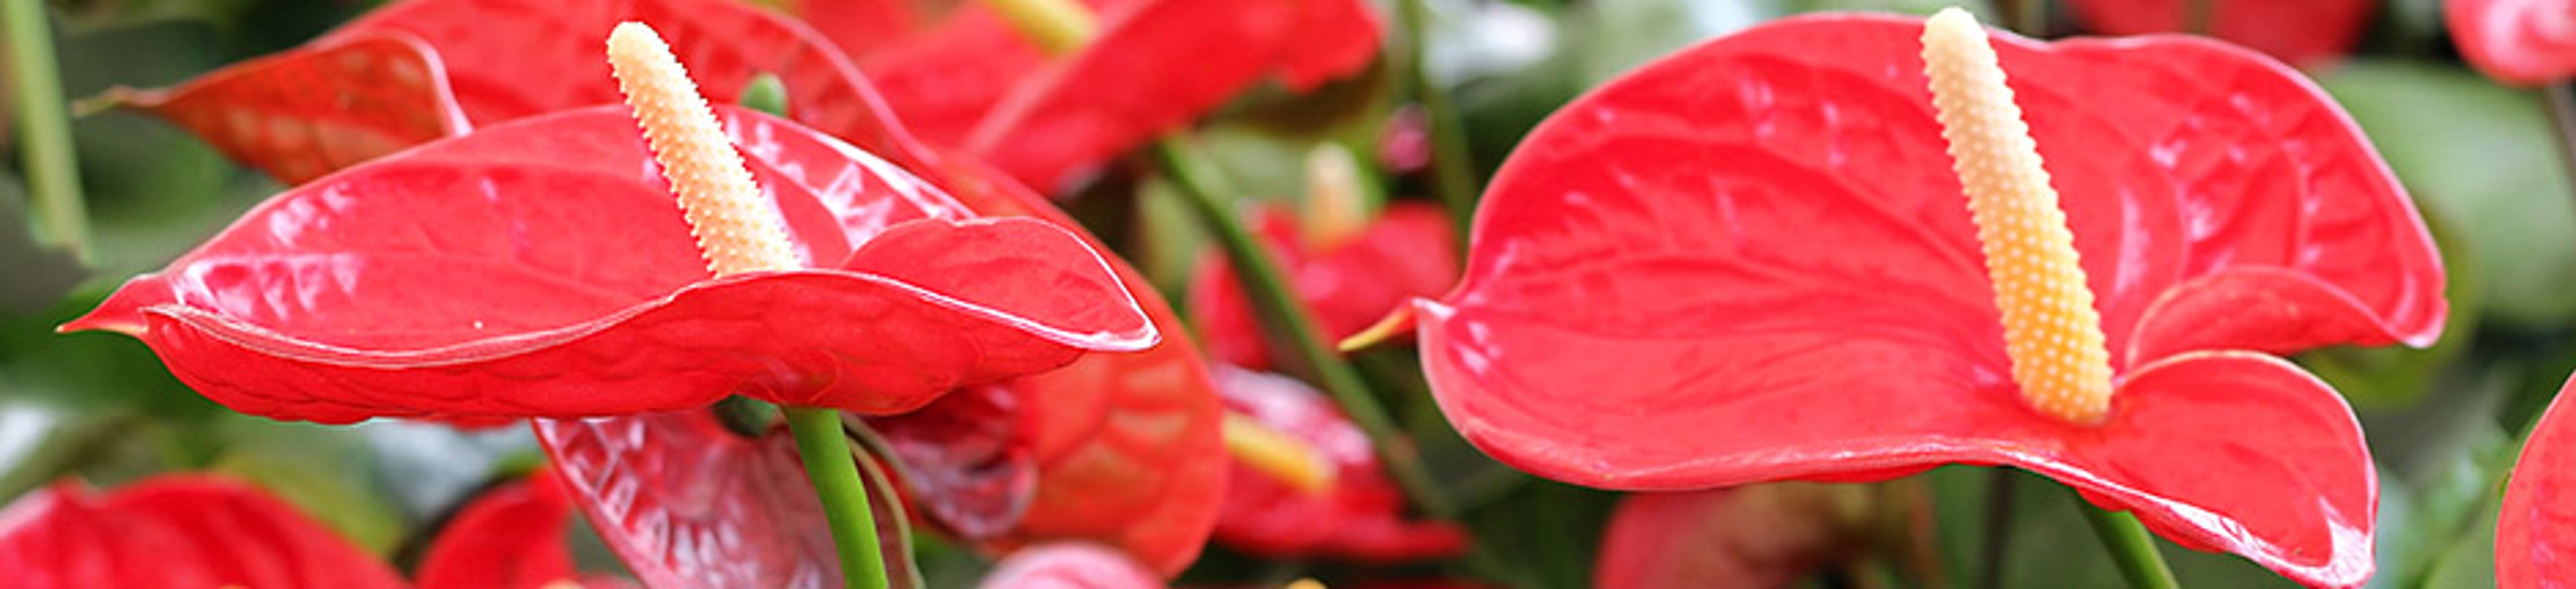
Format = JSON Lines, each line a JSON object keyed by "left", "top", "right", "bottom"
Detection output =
{"left": 811, "top": 0, "right": 1382, "bottom": 191}
{"left": 2449, "top": 0, "right": 2576, "bottom": 86}
{"left": 60, "top": 103, "right": 1154, "bottom": 423}
{"left": 1413, "top": 11, "right": 2440, "bottom": 587}
{"left": 1210, "top": 366, "right": 1468, "bottom": 562}
{"left": 1189, "top": 203, "right": 1457, "bottom": 370}
{"left": 416, "top": 469, "right": 633, "bottom": 589}
{"left": 0, "top": 475, "right": 408, "bottom": 588}
{"left": 2499, "top": 376, "right": 2576, "bottom": 586}
{"left": 2067, "top": 0, "right": 2371, "bottom": 66}
{"left": 107, "top": 0, "right": 937, "bottom": 185}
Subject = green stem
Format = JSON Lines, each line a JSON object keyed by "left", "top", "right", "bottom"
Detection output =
{"left": 3, "top": 0, "right": 88, "bottom": 261}
{"left": 1976, "top": 468, "right": 2017, "bottom": 588}
{"left": 1396, "top": 0, "right": 1477, "bottom": 251}
{"left": 784, "top": 407, "right": 890, "bottom": 589}
{"left": 2542, "top": 84, "right": 2576, "bottom": 206}
{"left": 1150, "top": 136, "right": 1455, "bottom": 520}
{"left": 2070, "top": 489, "right": 2180, "bottom": 589}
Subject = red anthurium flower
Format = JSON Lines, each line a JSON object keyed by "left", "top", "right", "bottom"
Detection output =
{"left": 535, "top": 152, "right": 1226, "bottom": 580}
{"left": 1189, "top": 203, "right": 1458, "bottom": 370}
{"left": 417, "top": 469, "right": 635, "bottom": 589}
{"left": 0, "top": 475, "right": 409, "bottom": 588}
{"left": 2449, "top": 0, "right": 2576, "bottom": 86}
{"left": 2500, "top": 376, "right": 2576, "bottom": 586}
{"left": 62, "top": 104, "right": 1153, "bottom": 423}
{"left": 1210, "top": 366, "right": 1468, "bottom": 561}
{"left": 109, "top": 0, "right": 938, "bottom": 185}
{"left": 975, "top": 542, "right": 1165, "bottom": 589}
{"left": 2067, "top": 0, "right": 2371, "bottom": 66}
{"left": 1413, "top": 12, "right": 2440, "bottom": 588}
{"left": 810, "top": 0, "right": 1382, "bottom": 191}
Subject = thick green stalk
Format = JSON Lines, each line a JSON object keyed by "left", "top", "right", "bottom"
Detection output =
{"left": 1395, "top": 0, "right": 1477, "bottom": 250}
{"left": 2071, "top": 489, "right": 2180, "bottom": 589}
{"left": 784, "top": 407, "right": 891, "bottom": 589}
{"left": 3, "top": 0, "right": 88, "bottom": 260}
{"left": 1150, "top": 137, "right": 1454, "bottom": 520}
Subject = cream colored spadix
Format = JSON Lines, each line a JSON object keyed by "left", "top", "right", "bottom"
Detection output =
{"left": 1921, "top": 8, "right": 2114, "bottom": 425}
{"left": 608, "top": 21, "right": 799, "bottom": 276}
{"left": 1223, "top": 412, "right": 1336, "bottom": 494}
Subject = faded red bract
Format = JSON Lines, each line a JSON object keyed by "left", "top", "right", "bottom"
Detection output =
{"left": 1210, "top": 366, "right": 1467, "bottom": 562}
{"left": 2449, "top": 0, "right": 2576, "bottom": 86}
{"left": 0, "top": 475, "right": 406, "bottom": 589}
{"left": 2065, "top": 0, "right": 2371, "bottom": 66}
{"left": 110, "top": 0, "right": 941, "bottom": 185}
{"left": 64, "top": 106, "right": 1154, "bottom": 423}
{"left": 1189, "top": 203, "right": 1458, "bottom": 370}
{"left": 810, "top": 0, "right": 1383, "bottom": 191}
{"left": 1413, "top": 14, "right": 2440, "bottom": 588}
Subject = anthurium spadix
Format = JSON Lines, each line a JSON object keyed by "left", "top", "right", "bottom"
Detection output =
{"left": 1411, "top": 10, "right": 2441, "bottom": 587}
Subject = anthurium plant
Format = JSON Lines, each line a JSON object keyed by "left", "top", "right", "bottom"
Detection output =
{"left": 6, "top": 0, "right": 2575, "bottom": 588}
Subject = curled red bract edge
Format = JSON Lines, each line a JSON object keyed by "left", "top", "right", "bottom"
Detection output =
{"left": 2448, "top": 0, "right": 2576, "bottom": 87}
{"left": 0, "top": 475, "right": 407, "bottom": 589}
{"left": 1188, "top": 203, "right": 1458, "bottom": 370}
{"left": 2499, "top": 375, "right": 2576, "bottom": 587}
{"left": 1417, "top": 13, "right": 2436, "bottom": 588}
{"left": 64, "top": 105, "right": 1155, "bottom": 423}
{"left": 2065, "top": 0, "right": 2371, "bottom": 66}
{"left": 1210, "top": 366, "right": 1468, "bottom": 562}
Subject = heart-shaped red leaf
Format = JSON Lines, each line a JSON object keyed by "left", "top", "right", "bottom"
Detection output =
{"left": 66, "top": 105, "right": 1152, "bottom": 423}
{"left": 2500, "top": 375, "right": 2576, "bottom": 587}
{"left": 0, "top": 476, "right": 407, "bottom": 588}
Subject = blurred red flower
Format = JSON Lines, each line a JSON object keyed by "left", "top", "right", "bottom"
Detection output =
{"left": 2067, "top": 0, "right": 2371, "bottom": 66}
{"left": 1189, "top": 203, "right": 1458, "bottom": 370}
{"left": 2449, "top": 0, "right": 2576, "bottom": 86}
{"left": 1210, "top": 366, "right": 1467, "bottom": 561}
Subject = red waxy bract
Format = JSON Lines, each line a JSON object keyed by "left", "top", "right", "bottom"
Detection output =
{"left": 1415, "top": 14, "right": 2441, "bottom": 587}
{"left": 1210, "top": 366, "right": 1467, "bottom": 562}
{"left": 2499, "top": 376, "right": 2576, "bottom": 587}
{"left": 975, "top": 543, "right": 1165, "bottom": 589}
{"left": 2066, "top": 0, "right": 2371, "bottom": 66}
{"left": 1189, "top": 203, "right": 1458, "bottom": 370}
{"left": 417, "top": 469, "right": 632, "bottom": 589}
{"left": 64, "top": 105, "right": 1154, "bottom": 423}
{"left": 2449, "top": 0, "right": 2576, "bottom": 87}
{"left": 0, "top": 475, "right": 407, "bottom": 588}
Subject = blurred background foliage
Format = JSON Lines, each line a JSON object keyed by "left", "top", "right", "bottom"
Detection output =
{"left": 0, "top": 0, "right": 2563, "bottom": 587}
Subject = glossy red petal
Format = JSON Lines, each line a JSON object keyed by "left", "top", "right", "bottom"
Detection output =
{"left": 1594, "top": 486, "right": 1863, "bottom": 589}
{"left": 537, "top": 413, "right": 837, "bottom": 588}
{"left": 417, "top": 470, "right": 580, "bottom": 589}
{"left": 934, "top": 154, "right": 1228, "bottom": 576}
{"left": 962, "top": 0, "right": 1382, "bottom": 190}
{"left": 2066, "top": 0, "right": 2371, "bottom": 66}
{"left": 2449, "top": 0, "right": 2576, "bottom": 86}
{"left": 975, "top": 543, "right": 1165, "bottom": 589}
{"left": 0, "top": 476, "right": 407, "bottom": 588}
{"left": 2500, "top": 375, "right": 2576, "bottom": 587}
{"left": 102, "top": 33, "right": 470, "bottom": 184}
{"left": 1212, "top": 367, "right": 1467, "bottom": 562}
{"left": 65, "top": 106, "right": 1151, "bottom": 422}
{"left": 1190, "top": 203, "right": 1458, "bottom": 369}
{"left": 796, "top": 0, "right": 918, "bottom": 58}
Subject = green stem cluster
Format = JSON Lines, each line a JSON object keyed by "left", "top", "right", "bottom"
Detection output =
{"left": 3, "top": 0, "right": 89, "bottom": 260}
{"left": 2072, "top": 489, "right": 2180, "bottom": 589}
